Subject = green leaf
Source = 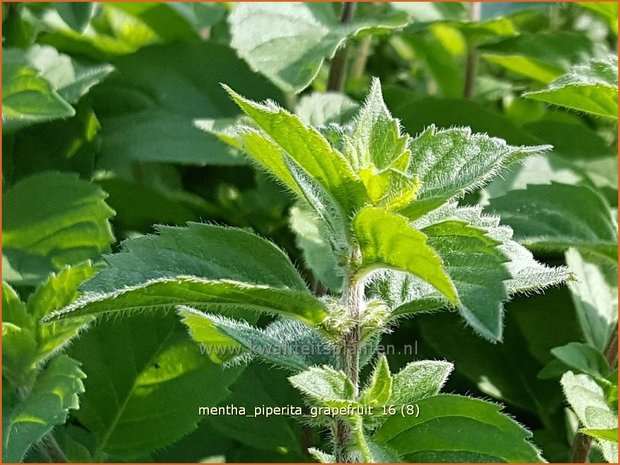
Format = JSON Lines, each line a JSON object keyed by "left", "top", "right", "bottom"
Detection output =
{"left": 400, "top": 125, "right": 550, "bottom": 219}
{"left": 208, "top": 365, "right": 304, "bottom": 453}
{"left": 372, "top": 203, "right": 569, "bottom": 322}
{"left": 374, "top": 394, "right": 544, "bottom": 462}
{"left": 488, "top": 183, "right": 618, "bottom": 261}
{"left": 295, "top": 92, "right": 359, "bottom": 127}
{"left": 565, "top": 248, "right": 618, "bottom": 351}
{"left": 290, "top": 205, "right": 343, "bottom": 292}
{"left": 178, "top": 309, "right": 336, "bottom": 370}
{"left": 92, "top": 43, "right": 283, "bottom": 167}
{"left": 225, "top": 86, "right": 366, "bottom": 217}
{"left": 580, "top": 428, "right": 618, "bottom": 443}
{"left": 2, "top": 283, "right": 38, "bottom": 388}
{"left": 288, "top": 366, "right": 356, "bottom": 408}
{"left": 481, "top": 31, "right": 598, "bottom": 83}
{"left": 390, "top": 360, "right": 453, "bottom": 405}
{"left": 561, "top": 372, "right": 618, "bottom": 462}
{"left": 2, "top": 60, "right": 74, "bottom": 133}
{"left": 360, "top": 355, "right": 392, "bottom": 406}
{"left": 228, "top": 3, "right": 409, "bottom": 93}
{"left": 67, "top": 314, "right": 242, "bottom": 458}
{"left": 347, "top": 78, "right": 410, "bottom": 171}
{"left": 3, "top": 172, "right": 115, "bottom": 286}
{"left": 55, "top": 2, "right": 95, "bottom": 32}
{"left": 549, "top": 342, "right": 609, "bottom": 381}
{"left": 420, "top": 220, "right": 510, "bottom": 341}
{"left": 524, "top": 55, "right": 618, "bottom": 119}
{"left": 46, "top": 277, "right": 328, "bottom": 329}
{"left": 27, "top": 263, "right": 96, "bottom": 364}
{"left": 2, "top": 356, "right": 86, "bottom": 463}
{"left": 352, "top": 206, "right": 457, "bottom": 303}
{"left": 77, "top": 223, "right": 308, "bottom": 294}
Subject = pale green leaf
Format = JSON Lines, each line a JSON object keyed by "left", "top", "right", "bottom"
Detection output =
{"left": 295, "top": 92, "right": 359, "bottom": 126}
{"left": 288, "top": 366, "right": 356, "bottom": 408}
{"left": 46, "top": 277, "right": 329, "bottom": 329}
{"left": 390, "top": 360, "right": 453, "bottom": 406}
{"left": 78, "top": 223, "right": 307, "bottom": 294}
{"left": 488, "top": 183, "right": 618, "bottom": 261}
{"left": 225, "top": 86, "right": 367, "bottom": 217}
{"left": 524, "top": 55, "right": 618, "bottom": 119}
{"left": 3, "top": 172, "right": 115, "bottom": 286}
{"left": 178, "top": 309, "right": 337, "bottom": 370}
{"left": 67, "top": 314, "right": 242, "bottom": 458}
{"left": 374, "top": 394, "right": 544, "bottom": 462}
{"left": 580, "top": 428, "right": 618, "bottom": 443}
{"left": 353, "top": 206, "right": 457, "bottom": 303}
{"left": 400, "top": 126, "right": 550, "bottom": 219}
{"left": 347, "top": 78, "right": 410, "bottom": 171}
{"left": 2, "top": 356, "right": 85, "bottom": 463}
{"left": 55, "top": 3, "right": 95, "bottom": 33}
{"left": 561, "top": 371, "right": 618, "bottom": 462}
{"left": 229, "top": 3, "right": 409, "bottom": 93}
{"left": 566, "top": 248, "right": 618, "bottom": 351}
{"left": 360, "top": 355, "right": 392, "bottom": 406}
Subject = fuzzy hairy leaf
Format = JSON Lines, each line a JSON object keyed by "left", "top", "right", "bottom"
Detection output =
{"left": 400, "top": 126, "right": 550, "bottom": 219}
{"left": 3, "top": 172, "right": 115, "bottom": 286}
{"left": 229, "top": 3, "right": 409, "bottom": 93}
{"left": 353, "top": 206, "right": 457, "bottom": 303}
{"left": 67, "top": 314, "right": 241, "bottom": 458}
{"left": 295, "top": 92, "right": 359, "bottom": 126}
{"left": 561, "top": 372, "right": 618, "bottom": 462}
{"left": 46, "top": 277, "right": 328, "bottom": 328}
{"left": 524, "top": 55, "right": 618, "bottom": 119}
{"left": 374, "top": 394, "right": 544, "bottom": 462}
{"left": 390, "top": 360, "right": 453, "bottom": 406}
{"left": 421, "top": 220, "right": 510, "bottom": 341}
{"left": 78, "top": 223, "right": 307, "bottom": 293}
{"left": 2, "top": 356, "right": 86, "bottom": 463}
{"left": 566, "top": 248, "right": 618, "bottom": 351}
{"left": 289, "top": 366, "right": 356, "bottom": 408}
{"left": 360, "top": 355, "right": 392, "bottom": 406}
{"left": 226, "top": 86, "right": 366, "bottom": 217}
{"left": 347, "top": 78, "right": 410, "bottom": 171}
{"left": 488, "top": 183, "right": 618, "bottom": 262}
{"left": 178, "top": 309, "right": 337, "bottom": 370}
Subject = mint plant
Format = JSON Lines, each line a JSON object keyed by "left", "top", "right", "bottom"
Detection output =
{"left": 46, "top": 79, "right": 570, "bottom": 462}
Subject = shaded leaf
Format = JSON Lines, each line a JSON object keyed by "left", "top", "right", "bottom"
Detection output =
{"left": 55, "top": 2, "right": 95, "bottom": 33}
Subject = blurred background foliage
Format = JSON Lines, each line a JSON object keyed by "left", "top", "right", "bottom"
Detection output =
{"left": 2, "top": 2, "right": 618, "bottom": 463}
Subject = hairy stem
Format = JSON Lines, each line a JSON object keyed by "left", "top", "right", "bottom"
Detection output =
{"left": 463, "top": 2, "right": 481, "bottom": 99}
{"left": 327, "top": 2, "right": 357, "bottom": 91}
{"left": 570, "top": 324, "right": 618, "bottom": 462}
{"left": 333, "top": 274, "right": 364, "bottom": 462}
{"left": 39, "top": 434, "right": 68, "bottom": 463}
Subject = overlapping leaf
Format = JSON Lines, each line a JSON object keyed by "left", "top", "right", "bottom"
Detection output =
{"left": 229, "top": 3, "right": 409, "bottom": 93}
